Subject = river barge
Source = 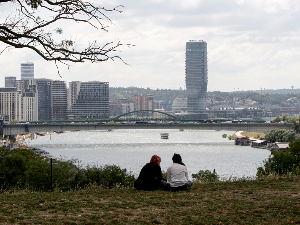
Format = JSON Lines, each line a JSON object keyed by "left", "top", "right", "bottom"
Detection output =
{"left": 235, "top": 136, "right": 250, "bottom": 146}
{"left": 160, "top": 133, "right": 169, "bottom": 139}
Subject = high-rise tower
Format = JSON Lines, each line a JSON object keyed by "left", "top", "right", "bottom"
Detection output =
{"left": 185, "top": 40, "right": 208, "bottom": 119}
{"left": 30, "top": 79, "right": 52, "bottom": 120}
{"left": 21, "top": 62, "right": 34, "bottom": 80}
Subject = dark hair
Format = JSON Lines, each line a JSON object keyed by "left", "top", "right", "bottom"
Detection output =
{"left": 172, "top": 153, "right": 185, "bottom": 166}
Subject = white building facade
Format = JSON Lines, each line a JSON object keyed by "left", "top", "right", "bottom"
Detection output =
{"left": 0, "top": 88, "right": 22, "bottom": 122}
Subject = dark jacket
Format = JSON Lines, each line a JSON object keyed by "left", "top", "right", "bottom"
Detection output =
{"left": 134, "top": 162, "right": 165, "bottom": 191}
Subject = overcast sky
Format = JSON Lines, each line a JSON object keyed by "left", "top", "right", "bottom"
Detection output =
{"left": 1, "top": 0, "right": 300, "bottom": 92}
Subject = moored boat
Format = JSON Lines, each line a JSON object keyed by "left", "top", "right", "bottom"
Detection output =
{"left": 235, "top": 136, "right": 250, "bottom": 146}
{"left": 161, "top": 133, "right": 169, "bottom": 139}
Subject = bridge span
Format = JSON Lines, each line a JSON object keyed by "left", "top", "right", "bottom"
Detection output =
{"left": 0, "top": 123, "right": 293, "bottom": 136}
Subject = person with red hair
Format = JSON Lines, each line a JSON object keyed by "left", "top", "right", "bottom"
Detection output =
{"left": 134, "top": 155, "right": 167, "bottom": 191}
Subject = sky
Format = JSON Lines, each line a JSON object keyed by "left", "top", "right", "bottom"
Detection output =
{"left": 0, "top": 0, "right": 300, "bottom": 92}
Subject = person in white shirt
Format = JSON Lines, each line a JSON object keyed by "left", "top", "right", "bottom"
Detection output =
{"left": 167, "top": 153, "right": 192, "bottom": 191}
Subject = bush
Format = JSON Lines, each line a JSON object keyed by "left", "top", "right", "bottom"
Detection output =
{"left": 192, "top": 169, "right": 219, "bottom": 183}
{"left": 76, "top": 165, "right": 135, "bottom": 189}
{"left": 0, "top": 148, "right": 136, "bottom": 191}
{"left": 228, "top": 135, "right": 235, "bottom": 140}
{"left": 257, "top": 139, "right": 300, "bottom": 177}
{"left": 0, "top": 147, "right": 44, "bottom": 189}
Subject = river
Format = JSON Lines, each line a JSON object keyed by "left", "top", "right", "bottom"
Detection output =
{"left": 26, "top": 129, "right": 271, "bottom": 180}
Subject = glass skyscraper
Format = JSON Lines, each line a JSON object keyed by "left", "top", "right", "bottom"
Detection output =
{"left": 185, "top": 40, "right": 208, "bottom": 119}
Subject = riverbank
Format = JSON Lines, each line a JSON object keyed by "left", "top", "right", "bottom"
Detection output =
{"left": 1, "top": 177, "right": 299, "bottom": 224}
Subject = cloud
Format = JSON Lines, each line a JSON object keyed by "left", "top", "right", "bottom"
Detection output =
{"left": 1, "top": 0, "right": 300, "bottom": 91}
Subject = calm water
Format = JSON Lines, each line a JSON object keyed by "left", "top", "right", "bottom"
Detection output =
{"left": 26, "top": 129, "right": 271, "bottom": 179}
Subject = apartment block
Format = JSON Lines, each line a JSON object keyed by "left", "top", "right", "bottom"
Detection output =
{"left": 69, "top": 81, "right": 109, "bottom": 119}
{"left": 0, "top": 88, "right": 22, "bottom": 122}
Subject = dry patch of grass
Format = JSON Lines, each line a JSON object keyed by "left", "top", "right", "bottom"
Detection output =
{"left": 241, "top": 131, "right": 266, "bottom": 139}
{"left": 0, "top": 177, "right": 300, "bottom": 224}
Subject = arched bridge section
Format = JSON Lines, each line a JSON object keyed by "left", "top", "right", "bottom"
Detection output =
{"left": 113, "top": 110, "right": 180, "bottom": 120}
{"left": 1, "top": 122, "right": 294, "bottom": 136}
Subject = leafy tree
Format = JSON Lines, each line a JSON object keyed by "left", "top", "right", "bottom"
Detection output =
{"left": 265, "top": 129, "right": 300, "bottom": 142}
{"left": 282, "top": 115, "right": 288, "bottom": 122}
{"left": 257, "top": 139, "right": 300, "bottom": 177}
{"left": 282, "top": 131, "right": 300, "bottom": 142}
{"left": 273, "top": 116, "right": 282, "bottom": 123}
{"left": 0, "top": 0, "right": 130, "bottom": 70}
{"left": 265, "top": 129, "right": 286, "bottom": 142}
{"left": 270, "top": 116, "right": 300, "bottom": 134}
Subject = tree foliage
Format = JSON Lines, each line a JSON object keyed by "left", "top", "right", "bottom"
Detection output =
{"left": 208, "top": 91, "right": 300, "bottom": 107}
{"left": 192, "top": 169, "right": 219, "bottom": 183}
{"left": 264, "top": 129, "right": 300, "bottom": 143}
{"left": 270, "top": 116, "right": 300, "bottom": 134}
{"left": 0, "top": 0, "right": 130, "bottom": 68}
{"left": 257, "top": 139, "right": 300, "bottom": 177}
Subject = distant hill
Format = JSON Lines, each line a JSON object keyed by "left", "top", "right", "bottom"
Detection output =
{"left": 234, "top": 89, "right": 300, "bottom": 95}
{"left": 109, "top": 87, "right": 300, "bottom": 107}
{"left": 109, "top": 87, "right": 187, "bottom": 102}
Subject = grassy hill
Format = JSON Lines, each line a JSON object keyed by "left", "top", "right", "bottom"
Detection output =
{"left": 1, "top": 177, "right": 300, "bottom": 224}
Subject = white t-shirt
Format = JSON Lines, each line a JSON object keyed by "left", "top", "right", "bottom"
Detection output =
{"left": 167, "top": 163, "right": 189, "bottom": 187}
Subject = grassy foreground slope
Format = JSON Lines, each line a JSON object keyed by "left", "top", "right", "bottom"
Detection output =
{"left": 1, "top": 177, "right": 300, "bottom": 224}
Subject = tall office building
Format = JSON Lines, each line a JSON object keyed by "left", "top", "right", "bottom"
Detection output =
{"left": 185, "top": 40, "right": 208, "bottom": 119}
{"left": 30, "top": 79, "right": 52, "bottom": 120}
{"left": 70, "top": 81, "right": 109, "bottom": 119}
{"left": 5, "top": 76, "right": 16, "bottom": 87}
{"left": 52, "top": 80, "right": 68, "bottom": 120}
{"left": 29, "top": 79, "right": 67, "bottom": 121}
{"left": 22, "top": 83, "right": 38, "bottom": 121}
{"left": 68, "top": 81, "right": 81, "bottom": 110}
{"left": 21, "top": 62, "right": 34, "bottom": 80}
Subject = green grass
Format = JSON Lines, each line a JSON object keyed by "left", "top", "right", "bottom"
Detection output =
{"left": 1, "top": 177, "right": 300, "bottom": 224}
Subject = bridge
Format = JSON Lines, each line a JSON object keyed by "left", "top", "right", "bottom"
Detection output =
{"left": 0, "top": 122, "right": 293, "bottom": 136}
{"left": 113, "top": 110, "right": 180, "bottom": 120}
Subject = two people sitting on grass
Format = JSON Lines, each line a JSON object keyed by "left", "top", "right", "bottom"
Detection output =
{"left": 134, "top": 153, "right": 192, "bottom": 191}
{"left": 134, "top": 155, "right": 168, "bottom": 191}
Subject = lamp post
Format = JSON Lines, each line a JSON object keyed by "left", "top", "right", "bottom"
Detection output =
{"left": 50, "top": 158, "right": 53, "bottom": 191}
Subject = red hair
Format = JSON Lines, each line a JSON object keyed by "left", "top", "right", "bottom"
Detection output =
{"left": 150, "top": 155, "right": 161, "bottom": 166}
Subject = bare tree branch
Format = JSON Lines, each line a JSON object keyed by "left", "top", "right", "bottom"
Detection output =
{"left": 0, "top": 0, "right": 132, "bottom": 67}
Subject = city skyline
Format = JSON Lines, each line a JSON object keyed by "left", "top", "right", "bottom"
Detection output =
{"left": 0, "top": 1, "right": 300, "bottom": 92}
